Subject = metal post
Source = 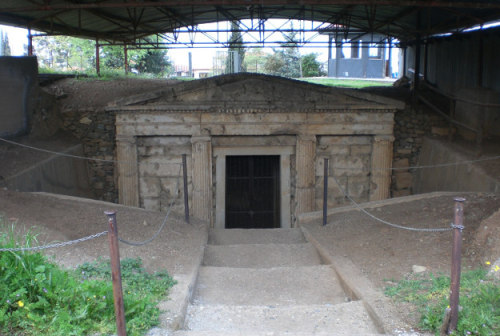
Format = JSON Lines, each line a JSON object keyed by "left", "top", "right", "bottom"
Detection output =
{"left": 188, "top": 52, "right": 193, "bottom": 77}
{"left": 448, "top": 197, "right": 465, "bottom": 335}
{"left": 105, "top": 211, "right": 127, "bottom": 336}
{"left": 182, "top": 154, "right": 190, "bottom": 224}
{"left": 124, "top": 45, "right": 128, "bottom": 75}
{"left": 96, "top": 39, "right": 100, "bottom": 76}
{"left": 28, "top": 28, "right": 33, "bottom": 56}
{"left": 448, "top": 98, "right": 455, "bottom": 141}
{"left": 323, "top": 158, "right": 329, "bottom": 226}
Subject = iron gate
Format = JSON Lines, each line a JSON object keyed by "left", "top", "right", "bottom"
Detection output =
{"left": 225, "top": 155, "right": 280, "bottom": 229}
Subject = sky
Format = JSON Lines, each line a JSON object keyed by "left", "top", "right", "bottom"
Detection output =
{"left": 0, "top": 20, "right": 333, "bottom": 69}
{"left": 0, "top": 25, "right": 29, "bottom": 55}
{"left": 0, "top": 20, "right": 399, "bottom": 73}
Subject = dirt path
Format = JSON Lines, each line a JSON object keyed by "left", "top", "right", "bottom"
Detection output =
{"left": 1, "top": 190, "right": 498, "bottom": 334}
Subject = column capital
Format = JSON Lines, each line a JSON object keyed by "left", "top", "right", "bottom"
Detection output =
{"left": 191, "top": 135, "right": 212, "bottom": 144}
{"left": 116, "top": 135, "right": 136, "bottom": 144}
{"left": 373, "top": 135, "right": 395, "bottom": 143}
{"left": 297, "top": 134, "right": 317, "bottom": 143}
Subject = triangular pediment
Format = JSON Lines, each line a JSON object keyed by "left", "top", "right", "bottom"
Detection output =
{"left": 110, "top": 73, "right": 404, "bottom": 112}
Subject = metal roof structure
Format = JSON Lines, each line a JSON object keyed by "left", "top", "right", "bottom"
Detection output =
{"left": 0, "top": 1, "right": 499, "bottom": 46}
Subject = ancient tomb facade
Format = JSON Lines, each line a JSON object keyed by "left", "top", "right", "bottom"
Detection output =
{"left": 108, "top": 74, "right": 403, "bottom": 228}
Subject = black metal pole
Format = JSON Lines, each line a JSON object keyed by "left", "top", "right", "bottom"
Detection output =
{"left": 323, "top": 158, "right": 329, "bottom": 226}
{"left": 448, "top": 197, "right": 465, "bottom": 334}
{"left": 182, "top": 154, "right": 190, "bottom": 223}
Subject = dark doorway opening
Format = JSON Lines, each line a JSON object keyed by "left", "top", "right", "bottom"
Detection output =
{"left": 226, "top": 155, "right": 280, "bottom": 229}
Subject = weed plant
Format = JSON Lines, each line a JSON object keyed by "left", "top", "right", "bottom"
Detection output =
{"left": 385, "top": 270, "right": 499, "bottom": 335}
{"left": 0, "top": 219, "right": 176, "bottom": 336}
{"left": 299, "top": 77, "right": 394, "bottom": 88}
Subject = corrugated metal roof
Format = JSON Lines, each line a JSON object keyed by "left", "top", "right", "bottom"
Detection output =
{"left": 0, "top": 1, "right": 498, "bottom": 43}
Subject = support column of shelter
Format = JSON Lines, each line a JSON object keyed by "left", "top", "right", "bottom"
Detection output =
{"left": 117, "top": 135, "right": 139, "bottom": 207}
{"left": 369, "top": 135, "right": 394, "bottom": 201}
{"left": 28, "top": 29, "right": 33, "bottom": 56}
{"left": 124, "top": 45, "right": 128, "bottom": 75}
{"left": 295, "top": 135, "right": 316, "bottom": 215}
{"left": 96, "top": 39, "right": 100, "bottom": 76}
{"left": 191, "top": 136, "right": 213, "bottom": 223}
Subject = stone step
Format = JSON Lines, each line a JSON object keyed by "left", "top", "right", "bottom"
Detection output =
{"left": 192, "top": 265, "right": 347, "bottom": 306}
{"left": 203, "top": 243, "right": 323, "bottom": 268}
{"left": 182, "top": 302, "right": 381, "bottom": 334}
{"left": 208, "top": 228, "right": 306, "bottom": 245}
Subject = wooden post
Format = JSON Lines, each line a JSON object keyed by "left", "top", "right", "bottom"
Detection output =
{"left": 105, "top": 211, "right": 127, "bottom": 336}
{"left": 448, "top": 197, "right": 465, "bottom": 334}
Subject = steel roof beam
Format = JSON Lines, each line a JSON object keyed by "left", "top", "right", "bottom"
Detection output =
{"left": 3, "top": 1, "right": 500, "bottom": 12}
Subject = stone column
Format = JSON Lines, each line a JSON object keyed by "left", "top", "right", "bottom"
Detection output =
{"left": 295, "top": 135, "right": 316, "bottom": 214}
{"left": 191, "top": 136, "right": 213, "bottom": 223}
{"left": 369, "top": 135, "right": 395, "bottom": 201}
{"left": 116, "top": 135, "right": 139, "bottom": 207}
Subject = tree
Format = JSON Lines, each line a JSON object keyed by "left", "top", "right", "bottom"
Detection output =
{"left": 1, "top": 31, "right": 11, "bottom": 56}
{"left": 33, "top": 35, "right": 172, "bottom": 75}
{"left": 226, "top": 21, "right": 246, "bottom": 73}
{"left": 35, "top": 36, "right": 94, "bottom": 71}
{"left": 134, "top": 49, "right": 172, "bottom": 75}
{"left": 301, "top": 53, "right": 326, "bottom": 77}
{"left": 242, "top": 48, "right": 267, "bottom": 73}
{"left": 263, "top": 30, "right": 301, "bottom": 78}
{"left": 280, "top": 31, "right": 301, "bottom": 78}
{"left": 263, "top": 49, "right": 286, "bottom": 76}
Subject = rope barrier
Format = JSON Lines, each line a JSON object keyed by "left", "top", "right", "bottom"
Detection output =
{"left": 330, "top": 174, "right": 453, "bottom": 232}
{"left": 0, "top": 231, "right": 108, "bottom": 252}
{"left": 0, "top": 137, "right": 182, "bottom": 166}
{"left": 117, "top": 165, "right": 183, "bottom": 246}
{"left": 2, "top": 136, "right": 498, "bottom": 172}
{"left": 334, "top": 154, "right": 500, "bottom": 171}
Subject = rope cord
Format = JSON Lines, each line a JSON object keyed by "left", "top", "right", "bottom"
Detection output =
{"left": 0, "top": 137, "right": 182, "bottom": 166}
{"left": 0, "top": 231, "right": 108, "bottom": 252}
{"left": 117, "top": 165, "right": 183, "bottom": 246}
{"left": 2, "top": 136, "right": 498, "bottom": 172}
{"left": 330, "top": 174, "right": 453, "bottom": 232}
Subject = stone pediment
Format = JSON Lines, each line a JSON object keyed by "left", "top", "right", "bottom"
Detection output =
{"left": 109, "top": 73, "right": 404, "bottom": 112}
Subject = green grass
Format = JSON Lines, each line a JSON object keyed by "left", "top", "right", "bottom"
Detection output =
{"left": 385, "top": 270, "right": 500, "bottom": 335}
{"left": 0, "top": 217, "right": 176, "bottom": 336}
{"left": 298, "top": 77, "right": 394, "bottom": 88}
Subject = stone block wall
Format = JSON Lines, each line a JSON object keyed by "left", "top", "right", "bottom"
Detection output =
{"left": 391, "top": 105, "right": 447, "bottom": 197}
{"left": 60, "top": 107, "right": 117, "bottom": 202}
{"left": 315, "top": 136, "right": 372, "bottom": 209}
{"left": 136, "top": 136, "right": 192, "bottom": 213}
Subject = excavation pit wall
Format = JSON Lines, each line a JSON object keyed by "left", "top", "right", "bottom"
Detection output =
{"left": 414, "top": 137, "right": 500, "bottom": 193}
{"left": 0, "top": 143, "right": 94, "bottom": 199}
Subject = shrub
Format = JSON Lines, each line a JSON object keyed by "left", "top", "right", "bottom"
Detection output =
{"left": 385, "top": 269, "right": 500, "bottom": 335}
{"left": 0, "top": 217, "right": 176, "bottom": 336}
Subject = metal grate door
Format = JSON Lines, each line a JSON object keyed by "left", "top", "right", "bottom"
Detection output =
{"left": 225, "top": 155, "right": 280, "bottom": 229}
